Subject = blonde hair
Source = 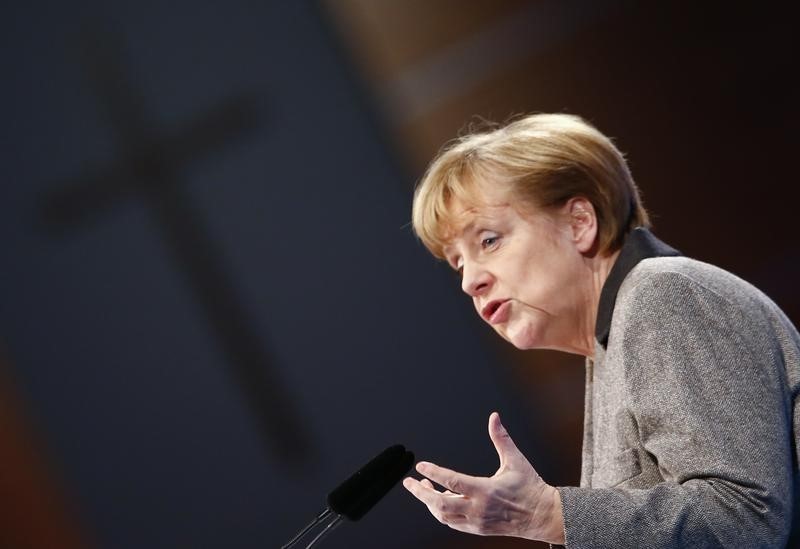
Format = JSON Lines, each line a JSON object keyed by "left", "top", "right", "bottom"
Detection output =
{"left": 411, "top": 113, "right": 650, "bottom": 258}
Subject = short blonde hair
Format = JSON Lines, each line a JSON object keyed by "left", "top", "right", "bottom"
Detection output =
{"left": 411, "top": 113, "right": 650, "bottom": 258}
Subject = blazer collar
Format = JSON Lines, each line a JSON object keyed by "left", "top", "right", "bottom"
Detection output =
{"left": 595, "top": 227, "right": 682, "bottom": 348}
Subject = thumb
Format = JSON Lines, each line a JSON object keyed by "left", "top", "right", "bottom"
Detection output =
{"left": 488, "top": 412, "right": 522, "bottom": 469}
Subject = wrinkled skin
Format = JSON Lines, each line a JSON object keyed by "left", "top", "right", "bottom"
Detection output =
{"left": 403, "top": 412, "right": 564, "bottom": 544}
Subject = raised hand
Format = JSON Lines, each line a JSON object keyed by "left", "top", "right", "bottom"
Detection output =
{"left": 403, "top": 412, "right": 564, "bottom": 544}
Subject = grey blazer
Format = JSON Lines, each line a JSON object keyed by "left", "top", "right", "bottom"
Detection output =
{"left": 557, "top": 229, "right": 800, "bottom": 548}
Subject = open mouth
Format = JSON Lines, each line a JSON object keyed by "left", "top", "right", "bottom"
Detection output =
{"left": 482, "top": 299, "right": 507, "bottom": 322}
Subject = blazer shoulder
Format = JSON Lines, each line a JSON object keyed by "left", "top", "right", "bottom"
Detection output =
{"left": 619, "top": 256, "right": 767, "bottom": 310}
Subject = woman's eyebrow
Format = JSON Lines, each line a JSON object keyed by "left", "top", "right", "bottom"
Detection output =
{"left": 460, "top": 221, "right": 478, "bottom": 236}
{"left": 463, "top": 219, "right": 497, "bottom": 238}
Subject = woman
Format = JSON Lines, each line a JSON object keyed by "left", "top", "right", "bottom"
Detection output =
{"left": 402, "top": 113, "right": 800, "bottom": 547}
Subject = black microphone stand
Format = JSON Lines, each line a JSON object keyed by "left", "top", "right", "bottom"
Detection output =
{"left": 281, "top": 508, "right": 343, "bottom": 549}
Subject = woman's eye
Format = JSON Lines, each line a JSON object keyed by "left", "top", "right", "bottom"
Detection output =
{"left": 481, "top": 236, "right": 499, "bottom": 249}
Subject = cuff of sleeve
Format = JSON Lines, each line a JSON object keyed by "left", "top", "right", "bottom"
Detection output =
{"left": 557, "top": 485, "right": 599, "bottom": 548}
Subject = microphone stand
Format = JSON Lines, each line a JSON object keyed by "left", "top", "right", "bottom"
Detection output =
{"left": 281, "top": 508, "right": 344, "bottom": 549}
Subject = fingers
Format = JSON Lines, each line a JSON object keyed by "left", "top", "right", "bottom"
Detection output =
{"left": 415, "top": 461, "right": 480, "bottom": 496}
{"left": 402, "top": 477, "right": 470, "bottom": 519}
{"left": 488, "top": 411, "right": 522, "bottom": 469}
{"left": 421, "top": 477, "right": 455, "bottom": 495}
{"left": 421, "top": 478, "right": 456, "bottom": 496}
{"left": 403, "top": 415, "right": 546, "bottom": 539}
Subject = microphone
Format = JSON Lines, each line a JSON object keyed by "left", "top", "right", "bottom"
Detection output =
{"left": 282, "top": 444, "right": 414, "bottom": 548}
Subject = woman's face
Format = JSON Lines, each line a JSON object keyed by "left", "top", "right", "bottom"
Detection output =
{"left": 442, "top": 190, "right": 596, "bottom": 354}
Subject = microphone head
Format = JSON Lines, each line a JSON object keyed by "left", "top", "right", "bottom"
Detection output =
{"left": 327, "top": 444, "right": 414, "bottom": 521}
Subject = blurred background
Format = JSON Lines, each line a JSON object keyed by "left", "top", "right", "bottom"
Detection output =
{"left": 1, "top": 1, "right": 796, "bottom": 548}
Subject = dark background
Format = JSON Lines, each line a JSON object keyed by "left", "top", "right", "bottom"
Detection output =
{"left": 1, "top": 1, "right": 797, "bottom": 548}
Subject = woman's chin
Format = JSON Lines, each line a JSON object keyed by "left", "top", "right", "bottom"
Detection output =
{"left": 501, "top": 324, "right": 545, "bottom": 350}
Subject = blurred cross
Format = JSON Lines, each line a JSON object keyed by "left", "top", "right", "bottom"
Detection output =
{"left": 40, "top": 28, "right": 311, "bottom": 465}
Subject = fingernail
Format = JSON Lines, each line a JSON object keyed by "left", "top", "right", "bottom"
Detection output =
{"left": 416, "top": 461, "right": 429, "bottom": 472}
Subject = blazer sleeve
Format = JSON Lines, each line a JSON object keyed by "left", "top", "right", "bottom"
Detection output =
{"left": 558, "top": 271, "right": 794, "bottom": 548}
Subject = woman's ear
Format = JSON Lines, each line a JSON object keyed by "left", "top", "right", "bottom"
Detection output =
{"left": 566, "top": 197, "right": 598, "bottom": 254}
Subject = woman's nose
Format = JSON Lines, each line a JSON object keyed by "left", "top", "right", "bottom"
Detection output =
{"left": 461, "top": 263, "right": 491, "bottom": 296}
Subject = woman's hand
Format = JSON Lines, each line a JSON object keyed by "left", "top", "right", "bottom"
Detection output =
{"left": 403, "top": 412, "right": 565, "bottom": 544}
